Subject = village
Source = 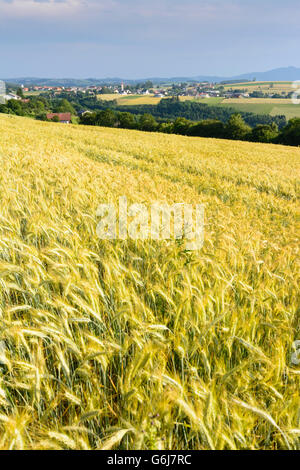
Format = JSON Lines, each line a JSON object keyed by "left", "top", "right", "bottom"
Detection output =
{"left": 1, "top": 78, "right": 294, "bottom": 126}
{"left": 16, "top": 81, "right": 251, "bottom": 100}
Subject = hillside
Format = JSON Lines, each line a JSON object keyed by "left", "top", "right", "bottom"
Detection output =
{"left": 0, "top": 114, "right": 299, "bottom": 450}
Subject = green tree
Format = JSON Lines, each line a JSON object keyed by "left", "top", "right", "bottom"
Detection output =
{"left": 144, "top": 80, "right": 153, "bottom": 89}
{"left": 159, "top": 122, "right": 174, "bottom": 134}
{"left": 277, "top": 118, "right": 300, "bottom": 146}
{"left": 225, "top": 114, "right": 251, "bottom": 140}
{"left": 99, "top": 87, "right": 112, "bottom": 95}
{"left": 16, "top": 88, "right": 24, "bottom": 98}
{"left": 36, "top": 112, "right": 48, "bottom": 121}
{"left": 55, "top": 99, "right": 75, "bottom": 114}
{"left": 139, "top": 113, "right": 158, "bottom": 132}
{"left": 95, "top": 109, "right": 117, "bottom": 127}
{"left": 7, "top": 99, "right": 24, "bottom": 116}
{"left": 251, "top": 124, "right": 278, "bottom": 143}
{"left": 118, "top": 112, "right": 136, "bottom": 129}
{"left": 173, "top": 117, "right": 191, "bottom": 135}
{"left": 0, "top": 104, "right": 9, "bottom": 114}
{"left": 189, "top": 119, "right": 225, "bottom": 138}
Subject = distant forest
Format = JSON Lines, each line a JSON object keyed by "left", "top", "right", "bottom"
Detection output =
{"left": 69, "top": 96, "right": 287, "bottom": 129}
{"left": 79, "top": 107, "right": 300, "bottom": 146}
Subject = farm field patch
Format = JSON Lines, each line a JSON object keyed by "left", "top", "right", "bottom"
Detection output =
{"left": 0, "top": 114, "right": 298, "bottom": 450}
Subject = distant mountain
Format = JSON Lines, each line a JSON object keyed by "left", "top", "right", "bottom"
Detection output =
{"left": 2, "top": 77, "right": 128, "bottom": 87}
{"left": 193, "top": 66, "right": 300, "bottom": 83}
{"left": 0, "top": 76, "right": 229, "bottom": 86}
{"left": 231, "top": 66, "right": 300, "bottom": 82}
{"left": 3, "top": 66, "right": 300, "bottom": 86}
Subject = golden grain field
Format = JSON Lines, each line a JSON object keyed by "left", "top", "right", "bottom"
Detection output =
{"left": 97, "top": 94, "right": 162, "bottom": 105}
{"left": 0, "top": 114, "right": 299, "bottom": 450}
{"left": 96, "top": 93, "right": 119, "bottom": 101}
{"left": 116, "top": 95, "right": 162, "bottom": 106}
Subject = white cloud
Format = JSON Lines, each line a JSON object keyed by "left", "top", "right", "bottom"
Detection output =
{"left": 0, "top": 0, "right": 117, "bottom": 19}
{"left": 0, "top": 0, "right": 244, "bottom": 22}
{"left": 0, "top": 0, "right": 298, "bottom": 38}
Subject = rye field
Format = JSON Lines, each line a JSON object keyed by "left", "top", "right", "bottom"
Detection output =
{"left": 0, "top": 114, "right": 299, "bottom": 450}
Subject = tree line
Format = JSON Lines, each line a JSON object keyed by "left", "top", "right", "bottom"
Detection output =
{"left": 1, "top": 94, "right": 300, "bottom": 146}
{"left": 1, "top": 93, "right": 286, "bottom": 130}
{"left": 79, "top": 108, "right": 300, "bottom": 146}
{"left": 117, "top": 98, "right": 287, "bottom": 129}
{"left": 0, "top": 96, "right": 75, "bottom": 119}
{"left": 70, "top": 95, "right": 287, "bottom": 129}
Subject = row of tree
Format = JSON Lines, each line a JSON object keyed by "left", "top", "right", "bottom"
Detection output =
{"left": 0, "top": 97, "right": 76, "bottom": 118}
{"left": 1, "top": 94, "right": 299, "bottom": 146}
{"left": 80, "top": 108, "right": 300, "bottom": 146}
{"left": 69, "top": 95, "right": 286, "bottom": 129}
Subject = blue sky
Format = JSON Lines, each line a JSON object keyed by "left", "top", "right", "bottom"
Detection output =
{"left": 0, "top": 0, "right": 299, "bottom": 78}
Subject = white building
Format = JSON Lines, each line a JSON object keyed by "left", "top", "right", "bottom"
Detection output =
{"left": 3, "top": 93, "right": 21, "bottom": 101}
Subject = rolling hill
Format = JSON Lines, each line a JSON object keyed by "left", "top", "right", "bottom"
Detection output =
{"left": 0, "top": 114, "right": 299, "bottom": 450}
{"left": 3, "top": 66, "right": 300, "bottom": 86}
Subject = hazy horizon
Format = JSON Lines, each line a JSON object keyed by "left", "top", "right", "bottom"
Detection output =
{"left": 1, "top": 0, "right": 300, "bottom": 79}
{"left": 1, "top": 65, "right": 299, "bottom": 81}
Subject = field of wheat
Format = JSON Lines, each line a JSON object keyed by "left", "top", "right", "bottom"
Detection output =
{"left": 0, "top": 113, "right": 299, "bottom": 450}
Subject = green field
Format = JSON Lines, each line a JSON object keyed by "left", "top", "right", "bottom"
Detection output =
{"left": 220, "top": 101, "right": 300, "bottom": 119}
{"left": 270, "top": 104, "right": 300, "bottom": 120}
{"left": 24, "top": 91, "right": 43, "bottom": 97}
{"left": 195, "top": 97, "right": 300, "bottom": 120}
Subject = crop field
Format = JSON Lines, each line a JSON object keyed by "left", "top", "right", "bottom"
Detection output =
{"left": 24, "top": 91, "right": 43, "bottom": 97}
{"left": 97, "top": 94, "right": 119, "bottom": 101}
{"left": 117, "top": 95, "right": 162, "bottom": 106}
{"left": 98, "top": 94, "right": 200, "bottom": 106}
{"left": 98, "top": 94, "right": 162, "bottom": 105}
{"left": 223, "top": 81, "right": 293, "bottom": 94}
{"left": 197, "top": 97, "right": 300, "bottom": 120}
{"left": 0, "top": 114, "right": 299, "bottom": 450}
{"left": 270, "top": 104, "right": 300, "bottom": 120}
{"left": 221, "top": 101, "right": 300, "bottom": 120}
{"left": 224, "top": 98, "right": 293, "bottom": 104}
{"left": 95, "top": 93, "right": 300, "bottom": 119}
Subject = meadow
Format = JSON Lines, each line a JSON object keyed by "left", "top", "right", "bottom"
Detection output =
{"left": 216, "top": 82, "right": 300, "bottom": 119}
{"left": 206, "top": 97, "right": 300, "bottom": 120}
{"left": 224, "top": 98, "right": 292, "bottom": 104}
{"left": 0, "top": 114, "right": 299, "bottom": 450}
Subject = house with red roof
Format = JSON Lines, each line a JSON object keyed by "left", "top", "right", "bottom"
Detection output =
{"left": 46, "top": 113, "right": 71, "bottom": 124}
